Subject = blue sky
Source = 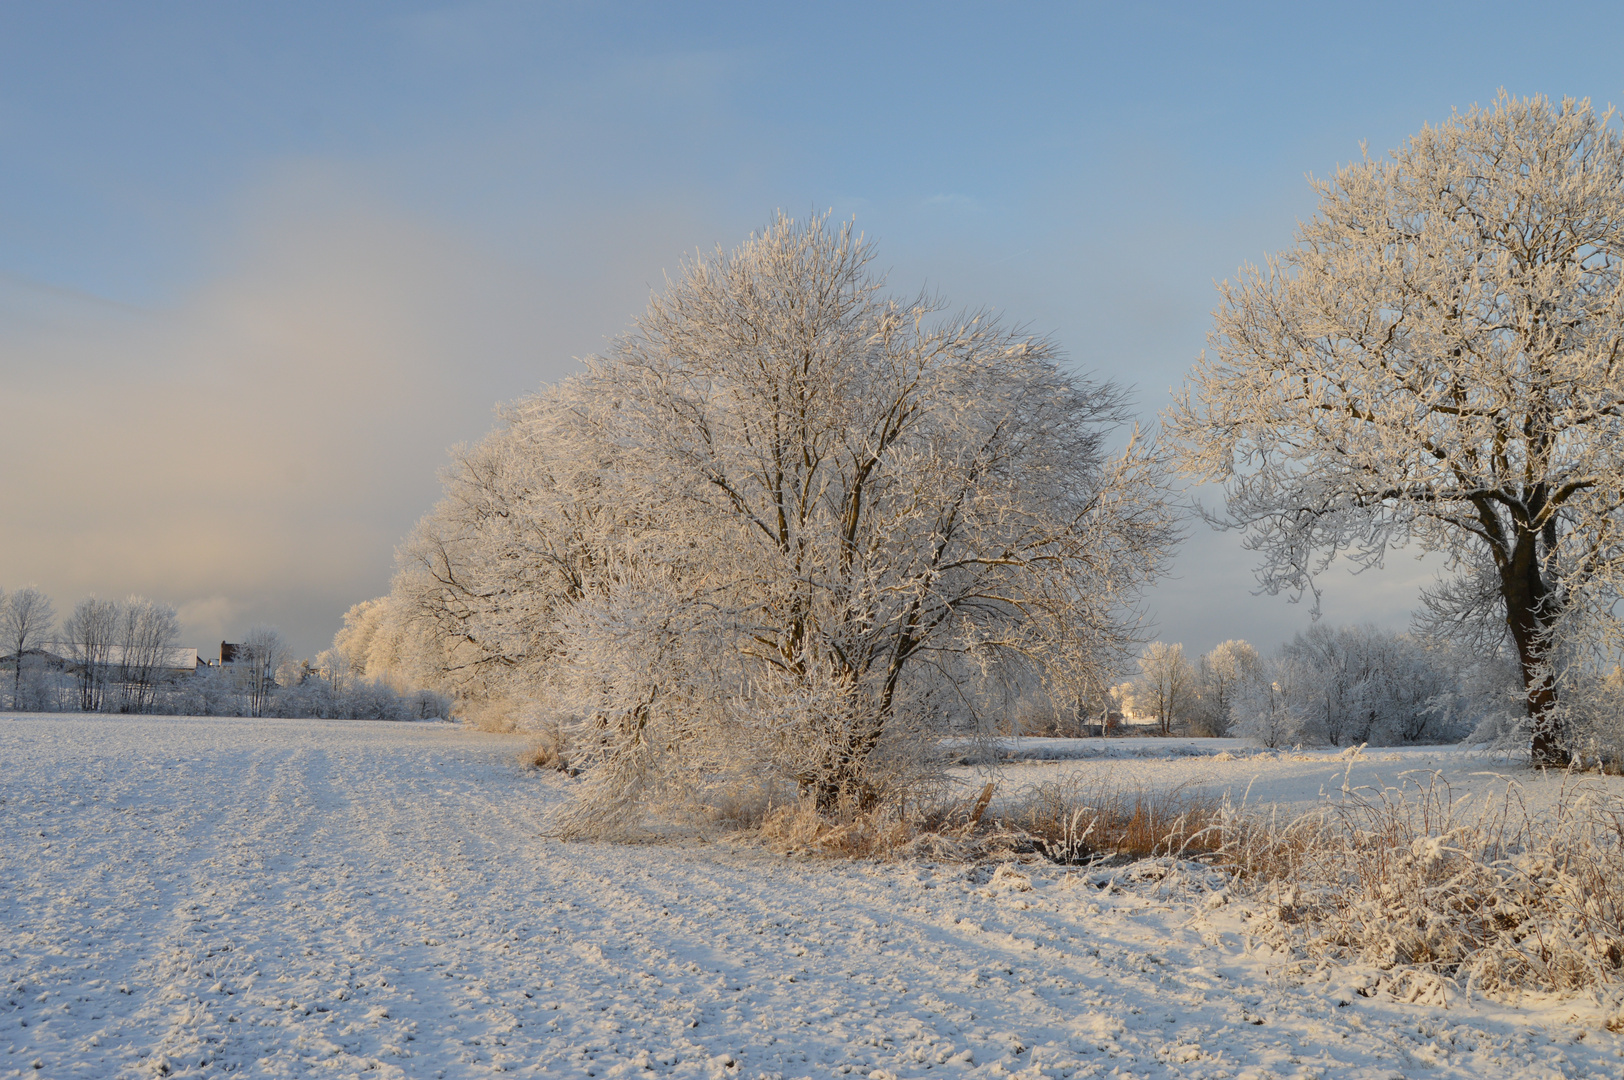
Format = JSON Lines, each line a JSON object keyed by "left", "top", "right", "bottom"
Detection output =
{"left": 4, "top": 2, "right": 1622, "bottom": 657}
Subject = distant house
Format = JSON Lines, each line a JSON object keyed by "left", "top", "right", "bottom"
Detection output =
{"left": 18, "top": 643, "right": 202, "bottom": 679}
{"left": 220, "top": 641, "right": 241, "bottom": 666}
{"left": 0, "top": 647, "right": 70, "bottom": 675}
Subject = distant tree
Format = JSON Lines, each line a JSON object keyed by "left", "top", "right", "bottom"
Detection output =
{"left": 1280, "top": 623, "right": 1460, "bottom": 746}
{"left": 1108, "top": 680, "right": 1138, "bottom": 724}
{"left": 1190, "top": 639, "right": 1260, "bottom": 736}
{"left": 1133, "top": 642, "right": 1193, "bottom": 736}
{"left": 1282, "top": 624, "right": 1373, "bottom": 747}
{"left": 1, "top": 586, "right": 56, "bottom": 710}
{"left": 237, "top": 626, "right": 288, "bottom": 718}
{"left": 112, "top": 596, "right": 179, "bottom": 713}
{"left": 313, "top": 648, "right": 351, "bottom": 696}
{"left": 62, "top": 597, "right": 120, "bottom": 712}
{"left": 1232, "top": 656, "right": 1311, "bottom": 748}
{"left": 1169, "top": 94, "right": 1624, "bottom": 765}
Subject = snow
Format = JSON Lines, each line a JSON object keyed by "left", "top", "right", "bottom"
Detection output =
{"left": 971, "top": 737, "right": 1624, "bottom": 819}
{"left": 5, "top": 714, "right": 1623, "bottom": 1078}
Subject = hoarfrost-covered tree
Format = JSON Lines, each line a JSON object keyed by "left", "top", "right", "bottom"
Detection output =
{"left": 1170, "top": 94, "right": 1624, "bottom": 764}
{"left": 1132, "top": 642, "right": 1192, "bottom": 736}
{"left": 391, "top": 381, "right": 618, "bottom": 727}
{"left": 1190, "top": 639, "right": 1260, "bottom": 736}
{"left": 1282, "top": 623, "right": 1456, "bottom": 745}
{"left": 313, "top": 648, "right": 352, "bottom": 696}
{"left": 331, "top": 597, "right": 434, "bottom": 695}
{"left": 1, "top": 586, "right": 55, "bottom": 709}
{"left": 1232, "top": 656, "right": 1311, "bottom": 748}
{"left": 397, "top": 213, "right": 1177, "bottom": 830}
{"left": 564, "top": 213, "right": 1175, "bottom": 823}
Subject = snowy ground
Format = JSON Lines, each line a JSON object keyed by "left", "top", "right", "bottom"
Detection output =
{"left": 971, "top": 737, "right": 1624, "bottom": 820}
{"left": 5, "top": 715, "right": 1624, "bottom": 1079}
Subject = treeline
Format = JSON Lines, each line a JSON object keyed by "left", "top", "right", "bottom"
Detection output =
{"left": 0, "top": 586, "right": 447, "bottom": 721}
{"left": 1114, "top": 626, "right": 1510, "bottom": 748}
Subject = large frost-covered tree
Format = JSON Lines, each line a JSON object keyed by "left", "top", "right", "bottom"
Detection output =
{"left": 1169, "top": 94, "right": 1624, "bottom": 764}
{"left": 397, "top": 213, "right": 1176, "bottom": 827}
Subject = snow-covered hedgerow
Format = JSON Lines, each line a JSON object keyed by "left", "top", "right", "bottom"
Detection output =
{"left": 1224, "top": 776, "right": 1624, "bottom": 1000}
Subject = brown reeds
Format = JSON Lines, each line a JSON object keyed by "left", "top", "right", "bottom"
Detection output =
{"left": 750, "top": 774, "right": 1225, "bottom": 863}
{"left": 996, "top": 776, "right": 1225, "bottom": 863}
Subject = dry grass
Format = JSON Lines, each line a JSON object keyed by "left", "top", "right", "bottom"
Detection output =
{"left": 752, "top": 779, "right": 1006, "bottom": 859}
{"left": 757, "top": 801, "right": 920, "bottom": 858}
{"left": 1215, "top": 775, "right": 1624, "bottom": 999}
{"left": 518, "top": 723, "right": 575, "bottom": 775}
{"left": 741, "top": 764, "right": 1624, "bottom": 1003}
{"left": 749, "top": 775, "right": 1224, "bottom": 863}
{"left": 993, "top": 776, "right": 1226, "bottom": 864}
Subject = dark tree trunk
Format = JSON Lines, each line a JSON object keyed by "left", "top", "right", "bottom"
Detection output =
{"left": 1499, "top": 529, "right": 1565, "bottom": 766}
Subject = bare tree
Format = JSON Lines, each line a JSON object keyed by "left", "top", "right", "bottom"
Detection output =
{"left": 1133, "top": 641, "right": 1193, "bottom": 736}
{"left": 1169, "top": 94, "right": 1624, "bottom": 764}
{"left": 237, "top": 626, "right": 288, "bottom": 718}
{"left": 1, "top": 586, "right": 56, "bottom": 710}
{"left": 62, "top": 597, "right": 120, "bottom": 712}
{"left": 112, "top": 596, "right": 180, "bottom": 713}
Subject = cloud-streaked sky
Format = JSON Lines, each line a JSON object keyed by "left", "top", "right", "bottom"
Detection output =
{"left": 4, "top": 2, "right": 1623, "bottom": 659}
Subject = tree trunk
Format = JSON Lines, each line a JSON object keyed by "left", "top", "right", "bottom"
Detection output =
{"left": 1499, "top": 531, "right": 1565, "bottom": 766}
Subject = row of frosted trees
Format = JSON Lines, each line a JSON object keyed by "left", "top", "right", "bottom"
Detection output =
{"left": 1118, "top": 629, "right": 1501, "bottom": 748}
{"left": 0, "top": 588, "right": 190, "bottom": 714}
{"left": 0, "top": 586, "right": 447, "bottom": 721}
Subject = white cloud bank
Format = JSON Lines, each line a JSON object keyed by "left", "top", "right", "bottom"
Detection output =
{"left": 1, "top": 169, "right": 609, "bottom": 657}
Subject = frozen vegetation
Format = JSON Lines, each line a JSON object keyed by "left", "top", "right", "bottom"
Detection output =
{"left": 6, "top": 712, "right": 1624, "bottom": 1079}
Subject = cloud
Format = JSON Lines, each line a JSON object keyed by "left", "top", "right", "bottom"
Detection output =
{"left": 0, "top": 167, "right": 594, "bottom": 656}
{"left": 1144, "top": 520, "right": 1448, "bottom": 659}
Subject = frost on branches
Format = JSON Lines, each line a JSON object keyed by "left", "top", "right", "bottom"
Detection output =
{"left": 396, "top": 214, "right": 1176, "bottom": 834}
{"left": 1170, "top": 94, "right": 1624, "bottom": 765}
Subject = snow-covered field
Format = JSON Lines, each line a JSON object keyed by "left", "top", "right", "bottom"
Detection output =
{"left": 5, "top": 715, "right": 1623, "bottom": 1079}
{"left": 970, "top": 737, "right": 1624, "bottom": 820}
